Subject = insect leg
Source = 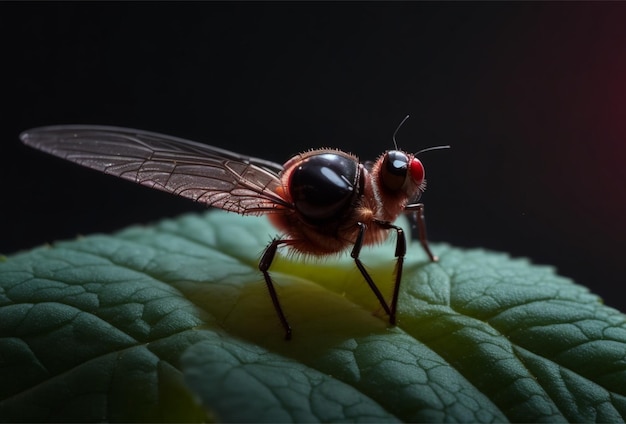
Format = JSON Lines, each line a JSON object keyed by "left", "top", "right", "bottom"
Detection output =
{"left": 405, "top": 203, "right": 438, "bottom": 262}
{"left": 351, "top": 222, "right": 393, "bottom": 321}
{"left": 373, "top": 220, "right": 407, "bottom": 326}
{"left": 259, "top": 239, "right": 292, "bottom": 340}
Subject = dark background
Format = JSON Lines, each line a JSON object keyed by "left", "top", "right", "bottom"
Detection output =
{"left": 3, "top": 3, "right": 625, "bottom": 312}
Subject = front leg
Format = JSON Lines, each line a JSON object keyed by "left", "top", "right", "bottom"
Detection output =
{"left": 405, "top": 202, "right": 438, "bottom": 262}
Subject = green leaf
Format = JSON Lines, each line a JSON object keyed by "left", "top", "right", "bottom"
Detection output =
{"left": 1, "top": 211, "right": 624, "bottom": 422}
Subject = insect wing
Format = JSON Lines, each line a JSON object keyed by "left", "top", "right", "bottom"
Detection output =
{"left": 20, "top": 125, "right": 292, "bottom": 215}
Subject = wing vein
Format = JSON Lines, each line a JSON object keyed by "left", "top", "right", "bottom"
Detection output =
{"left": 20, "top": 125, "right": 294, "bottom": 215}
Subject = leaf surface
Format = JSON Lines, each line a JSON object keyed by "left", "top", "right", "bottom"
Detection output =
{"left": 0, "top": 211, "right": 624, "bottom": 422}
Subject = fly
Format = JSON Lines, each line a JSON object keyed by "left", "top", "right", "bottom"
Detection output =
{"left": 20, "top": 121, "right": 448, "bottom": 339}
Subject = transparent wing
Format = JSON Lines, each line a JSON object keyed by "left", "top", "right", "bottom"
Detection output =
{"left": 20, "top": 125, "right": 293, "bottom": 215}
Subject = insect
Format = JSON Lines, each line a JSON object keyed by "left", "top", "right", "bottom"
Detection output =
{"left": 20, "top": 120, "right": 446, "bottom": 339}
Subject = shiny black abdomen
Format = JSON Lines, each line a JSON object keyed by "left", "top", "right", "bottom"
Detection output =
{"left": 289, "top": 152, "right": 359, "bottom": 223}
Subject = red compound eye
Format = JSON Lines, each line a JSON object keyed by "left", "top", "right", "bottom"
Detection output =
{"left": 409, "top": 158, "right": 425, "bottom": 183}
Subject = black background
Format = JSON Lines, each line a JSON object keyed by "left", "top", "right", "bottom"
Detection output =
{"left": 3, "top": 3, "right": 625, "bottom": 312}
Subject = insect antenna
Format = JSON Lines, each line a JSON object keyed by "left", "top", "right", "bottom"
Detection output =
{"left": 392, "top": 114, "right": 411, "bottom": 150}
{"left": 393, "top": 115, "right": 451, "bottom": 154}
{"left": 416, "top": 145, "right": 451, "bottom": 155}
